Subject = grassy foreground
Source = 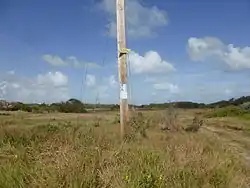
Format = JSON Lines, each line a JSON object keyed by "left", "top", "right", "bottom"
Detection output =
{"left": 0, "top": 110, "right": 249, "bottom": 188}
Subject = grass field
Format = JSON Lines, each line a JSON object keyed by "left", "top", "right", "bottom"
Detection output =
{"left": 0, "top": 109, "right": 250, "bottom": 188}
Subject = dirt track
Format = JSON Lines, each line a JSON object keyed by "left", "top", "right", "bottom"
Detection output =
{"left": 202, "top": 124, "right": 250, "bottom": 166}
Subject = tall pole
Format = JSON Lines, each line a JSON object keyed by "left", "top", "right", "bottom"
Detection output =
{"left": 116, "top": 0, "right": 128, "bottom": 140}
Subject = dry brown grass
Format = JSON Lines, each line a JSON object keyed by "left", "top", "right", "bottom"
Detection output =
{"left": 0, "top": 109, "right": 250, "bottom": 188}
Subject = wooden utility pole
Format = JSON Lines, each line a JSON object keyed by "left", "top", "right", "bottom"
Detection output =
{"left": 116, "top": 0, "right": 128, "bottom": 140}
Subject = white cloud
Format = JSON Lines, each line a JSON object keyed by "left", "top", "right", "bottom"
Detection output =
{"left": 151, "top": 92, "right": 157, "bottom": 96}
{"left": 0, "top": 81, "right": 7, "bottom": 99}
{"left": 129, "top": 51, "right": 175, "bottom": 74}
{"left": 43, "top": 54, "right": 100, "bottom": 68}
{"left": 99, "top": 0, "right": 168, "bottom": 37}
{"left": 83, "top": 74, "right": 118, "bottom": 103}
{"left": 11, "top": 83, "right": 20, "bottom": 89}
{"left": 37, "top": 71, "right": 68, "bottom": 87}
{"left": 96, "top": 85, "right": 109, "bottom": 99}
{"left": 67, "top": 56, "right": 99, "bottom": 69}
{"left": 144, "top": 76, "right": 158, "bottom": 83}
{"left": 67, "top": 56, "right": 81, "bottom": 68}
{"left": 7, "top": 70, "right": 15, "bottom": 75}
{"left": 0, "top": 71, "right": 69, "bottom": 103}
{"left": 225, "top": 89, "right": 232, "bottom": 95}
{"left": 153, "top": 82, "right": 180, "bottom": 93}
{"left": 143, "top": 75, "right": 179, "bottom": 94}
{"left": 108, "top": 75, "right": 118, "bottom": 87}
{"left": 187, "top": 37, "right": 250, "bottom": 70}
{"left": 42, "top": 54, "right": 68, "bottom": 66}
{"left": 223, "top": 44, "right": 250, "bottom": 70}
{"left": 86, "top": 74, "right": 96, "bottom": 87}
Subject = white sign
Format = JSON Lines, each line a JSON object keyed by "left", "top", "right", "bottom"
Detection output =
{"left": 120, "top": 83, "right": 128, "bottom": 99}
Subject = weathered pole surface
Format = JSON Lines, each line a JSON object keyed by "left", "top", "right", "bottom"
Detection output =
{"left": 116, "top": 0, "right": 128, "bottom": 140}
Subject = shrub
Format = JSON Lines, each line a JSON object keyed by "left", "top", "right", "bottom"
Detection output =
{"left": 93, "top": 116, "right": 101, "bottom": 127}
{"left": 159, "top": 104, "right": 182, "bottom": 131}
{"left": 127, "top": 112, "right": 150, "bottom": 139}
{"left": 58, "top": 102, "right": 87, "bottom": 113}
{"left": 240, "top": 102, "right": 250, "bottom": 111}
{"left": 8, "top": 103, "right": 32, "bottom": 112}
{"left": 185, "top": 116, "right": 204, "bottom": 132}
{"left": 205, "top": 106, "right": 248, "bottom": 118}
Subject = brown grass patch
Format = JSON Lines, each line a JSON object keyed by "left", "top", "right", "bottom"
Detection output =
{"left": 0, "top": 111, "right": 249, "bottom": 187}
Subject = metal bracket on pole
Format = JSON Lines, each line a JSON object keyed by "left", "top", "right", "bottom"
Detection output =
{"left": 119, "top": 48, "right": 131, "bottom": 57}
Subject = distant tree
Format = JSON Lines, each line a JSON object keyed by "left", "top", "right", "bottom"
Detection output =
{"left": 56, "top": 99, "right": 87, "bottom": 113}
{"left": 32, "top": 105, "right": 40, "bottom": 113}
{"left": 110, "top": 104, "right": 119, "bottom": 111}
{"left": 67, "top": 98, "right": 83, "bottom": 105}
{"left": 240, "top": 102, "right": 250, "bottom": 111}
{"left": 8, "top": 102, "right": 32, "bottom": 112}
{"left": 9, "top": 102, "right": 23, "bottom": 111}
{"left": 21, "top": 104, "right": 32, "bottom": 112}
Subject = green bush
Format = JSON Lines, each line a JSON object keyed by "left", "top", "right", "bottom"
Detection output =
{"left": 127, "top": 112, "right": 150, "bottom": 139}
{"left": 58, "top": 102, "right": 87, "bottom": 113}
{"left": 8, "top": 103, "right": 32, "bottom": 112}
{"left": 205, "top": 106, "right": 248, "bottom": 118}
{"left": 240, "top": 102, "right": 250, "bottom": 111}
{"left": 50, "top": 99, "right": 87, "bottom": 113}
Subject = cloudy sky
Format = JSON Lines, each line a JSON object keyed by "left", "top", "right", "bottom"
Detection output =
{"left": 0, "top": 0, "right": 249, "bottom": 104}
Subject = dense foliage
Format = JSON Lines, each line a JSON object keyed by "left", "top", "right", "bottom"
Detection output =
{"left": 205, "top": 106, "right": 249, "bottom": 118}
{"left": 1, "top": 95, "right": 250, "bottom": 113}
{"left": 0, "top": 99, "right": 87, "bottom": 113}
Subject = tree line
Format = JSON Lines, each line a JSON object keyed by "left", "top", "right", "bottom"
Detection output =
{"left": 1, "top": 96, "right": 250, "bottom": 113}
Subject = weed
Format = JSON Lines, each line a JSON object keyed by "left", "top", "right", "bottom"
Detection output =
{"left": 159, "top": 104, "right": 182, "bottom": 131}
{"left": 128, "top": 112, "right": 150, "bottom": 139}
{"left": 93, "top": 116, "right": 102, "bottom": 127}
{"left": 36, "top": 123, "right": 60, "bottom": 133}
{"left": 113, "top": 113, "right": 120, "bottom": 124}
{"left": 185, "top": 116, "right": 204, "bottom": 132}
{"left": 0, "top": 112, "right": 249, "bottom": 187}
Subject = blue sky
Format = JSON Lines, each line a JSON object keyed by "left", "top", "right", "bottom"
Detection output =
{"left": 0, "top": 0, "right": 249, "bottom": 104}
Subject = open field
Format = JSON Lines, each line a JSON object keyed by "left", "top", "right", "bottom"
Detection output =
{"left": 0, "top": 109, "right": 250, "bottom": 188}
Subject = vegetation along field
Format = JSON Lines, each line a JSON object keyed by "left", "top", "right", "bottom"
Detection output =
{"left": 1, "top": 98, "right": 250, "bottom": 188}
